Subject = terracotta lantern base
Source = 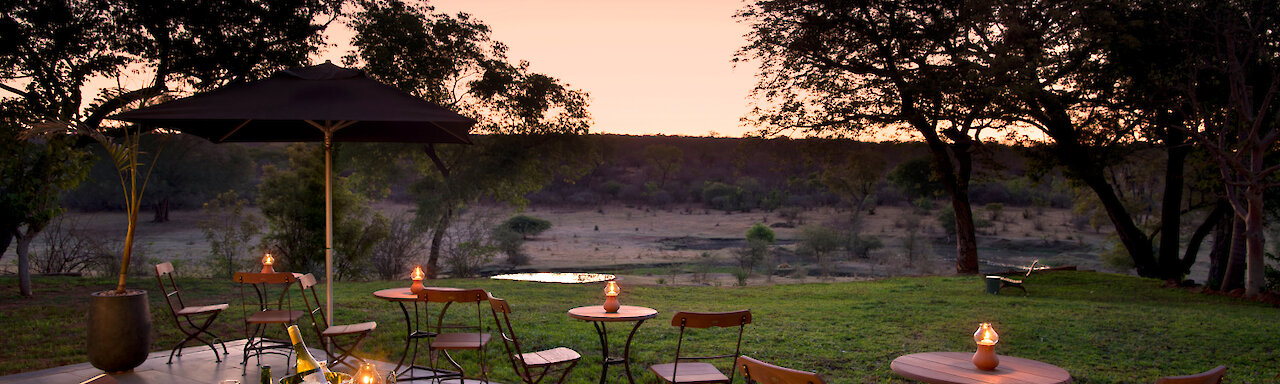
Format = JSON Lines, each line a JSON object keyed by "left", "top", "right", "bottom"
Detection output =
{"left": 261, "top": 265, "right": 275, "bottom": 274}
{"left": 972, "top": 344, "right": 999, "bottom": 371}
{"left": 602, "top": 296, "right": 620, "bottom": 313}
{"left": 410, "top": 280, "right": 425, "bottom": 295}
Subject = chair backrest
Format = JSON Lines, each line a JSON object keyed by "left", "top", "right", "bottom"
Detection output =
{"left": 232, "top": 272, "right": 297, "bottom": 313}
{"left": 736, "top": 356, "right": 826, "bottom": 384}
{"left": 154, "top": 262, "right": 185, "bottom": 314}
{"left": 421, "top": 288, "right": 490, "bottom": 336}
{"left": 1024, "top": 260, "right": 1040, "bottom": 277}
{"left": 421, "top": 288, "right": 490, "bottom": 303}
{"left": 296, "top": 274, "right": 330, "bottom": 339}
{"left": 1155, "top": 366, "right": 1227, "bottom": 384}
{"left": 669, "top": 310, "right": 752, "bottom": 383}
{"left": 489, "top": 297, "right": 533, "bottom": 379}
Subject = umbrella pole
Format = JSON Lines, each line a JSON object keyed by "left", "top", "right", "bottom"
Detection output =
{"left": 324, "top": 131, "right": 334, "bottom": 327}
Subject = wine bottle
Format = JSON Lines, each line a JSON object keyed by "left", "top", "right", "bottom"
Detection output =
{"left": 286, "top": 325, "right": 329, "bottom": 384}
{"left": 259, "top": 365, "right": 272, "bottom": 384}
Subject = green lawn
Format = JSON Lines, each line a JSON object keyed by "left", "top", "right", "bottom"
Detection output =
{"left": 0, "top": 271, "right": 1276, "bottom": 383}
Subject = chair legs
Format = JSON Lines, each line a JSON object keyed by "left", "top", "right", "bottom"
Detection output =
{"left": 431, "top": 348, "right": 489, "bottom": 384}
{"left": 324, "top": 333, "right": 370, "bottom": 372}
{"left": 166, "top": 312, "right": 228, "bottom": 364}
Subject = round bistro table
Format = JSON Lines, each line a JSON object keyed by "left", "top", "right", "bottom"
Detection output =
{"left": 891, "top": 352, "right": 1072, "bottom": 384}
{"left": 567, "top": 305, "right": 658, "bottom": 384}
{"left": 372, "top": 287, "right": 464, "bottom": 382}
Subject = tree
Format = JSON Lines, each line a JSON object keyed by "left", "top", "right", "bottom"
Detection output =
{"left": 820, "top": 150, "right": 886, "bottom": 225}
{"left": 888, "top": 156, "right": 943, "bottom": 202}
{"left": 739, "top": 0, "right": 1002, "bottom": 274}
{"left": 1177, "top": 0, "right": 1280, "bottom": 296}
{"left": 0, "top": 119, "right": 90, "bottom": 296}
{"left": 347, "top": 0, "right": 593, "bottom": 278}
{"left": 2, "top": 0, "right": 335, "bottom": 294}
{"left": 644, "top": 144, "right": 683, "bottom": 188}
{"left": 258, "top": 143, "right": 389, "bottom": 278}
{"left": 501, "top": 215, "right": 552, "bottom": 240}
{"left": 797, "top": 225, "right": 841, "bottom": 277}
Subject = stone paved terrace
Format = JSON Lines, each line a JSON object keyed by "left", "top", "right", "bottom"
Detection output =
{"left": 0, "top": 339, "right": 490, "bottom": 384}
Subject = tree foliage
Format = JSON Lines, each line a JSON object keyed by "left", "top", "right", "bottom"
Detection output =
{"left": 258, "top": 144, "right": 388, "bottom": 279}
{"left": 501, "top": 215, "right": 552, "bottom": 240}
{"left": 2, "top": 0, "right": 335, "bottom": 294}
{"left": 347, "top": 0, "right": 594, "bottom": 277}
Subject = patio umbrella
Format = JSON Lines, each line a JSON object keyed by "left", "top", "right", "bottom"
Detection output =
{"left": 110, "top": 62, "right": 475, "bottom": 325}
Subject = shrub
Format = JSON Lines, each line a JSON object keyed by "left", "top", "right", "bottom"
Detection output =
{"left": 746, "top": 222, "right": 776, "bottom": 244}
{"left": 984, "top": 203, "right": 1004, "bottom": 221}
{"left": 198, "top": 190, "right": 262, "bottom": 279}
{"left": 32, "top": 216, "right": 100, "bottom": 275}
{"left": 850, "top": 235, "right": 883, "bottom": 259}
{"left": 501, "top": 215, "right": 552, "bottom": 239}
{"left": 492, "top": 226, "right": 529, "bottom": 266}
{"left": 370, "top": 212, "right": 427, "bottom": 280}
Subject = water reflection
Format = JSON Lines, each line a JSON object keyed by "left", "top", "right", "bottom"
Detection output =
{"left": 490, "top": 272, "right": 616, "bottom": 284}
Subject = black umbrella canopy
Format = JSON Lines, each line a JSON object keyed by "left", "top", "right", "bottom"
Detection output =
{"left": 111, "top": 62, "right": 474, "bottom": 144}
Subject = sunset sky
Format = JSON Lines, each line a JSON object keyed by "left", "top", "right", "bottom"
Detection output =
{"left": 317, "top": 0, "right": 760, "bottom": 138}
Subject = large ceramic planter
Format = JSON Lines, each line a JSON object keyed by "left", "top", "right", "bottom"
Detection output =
{"left": 88, "top": 289, "right": 151, "bottom": 372}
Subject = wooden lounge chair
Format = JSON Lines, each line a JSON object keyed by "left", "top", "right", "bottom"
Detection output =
{"left": 422, "top": 287, "right": 493, "bottom": 383}
{"left": 297, "top": 273, "right": 377, "bottom": 372}
{"left": 1155, "top": 366, "right": 1227, "bottom": 384}
{"left": 154, "top": 262, "right": 228, "bottom": 364}
{"left": 736, "top": 356, "right": 826, "bottom": 384}
{"left": 992, "top": 260, "right": 1039, "bottom": 294}
{"left": 490, "top": 296, "right": 581, "bottom": 384}
{"left": 650, "top": 310, "right": 752, "bottom": 384}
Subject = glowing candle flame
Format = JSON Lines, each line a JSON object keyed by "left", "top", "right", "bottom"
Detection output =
{"left": 605, "top": 281, "right": 619, "bottom": 297}
{"left": 412, "top": 265, "right": 424, "bottom": 281}
{"left": 355, "top": 362, "right": 380, "bottom": 384}
{"left": 973, "top": 323, "right": 999, "bottom": 346}
{"left": 262, "top": 253, "right": 273, "bottom": 266}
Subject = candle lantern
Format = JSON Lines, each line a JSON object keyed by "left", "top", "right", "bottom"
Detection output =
{"left": 410, "top": 265, "right": 426, "bottom": 295}
{"left": 354, "top": 362, "right": 384, "bottom": 384}
{"left": 972, "top": 322, "right": 1000, "bottom": 371}
{"left": 603, "top": 280, "right": 621, "bottom": 313}
{"left": 260, "top": 252, "right": 275, "bottom": 273}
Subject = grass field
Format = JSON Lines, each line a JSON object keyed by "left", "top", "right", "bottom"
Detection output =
{"left": 0, "top": 271, "right": 1275, "bottom": 383}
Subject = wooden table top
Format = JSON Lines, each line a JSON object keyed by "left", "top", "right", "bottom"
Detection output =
{"left": 566, "top": 305, "right": 658, "bottom": 322}
{"left": 372, "top": 287, "right": 463, "bottom": 302}
{"left": 891, "top": 352, "right": 1071, "bottom": 384}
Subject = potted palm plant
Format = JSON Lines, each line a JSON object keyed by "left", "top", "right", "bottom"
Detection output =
{"left": 37, "top": 121, "right": 167, "bottom": 372}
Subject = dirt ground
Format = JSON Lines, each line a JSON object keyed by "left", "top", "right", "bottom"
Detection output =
{"left": 1, "top": 202, "right": 1213, "bottom": 284}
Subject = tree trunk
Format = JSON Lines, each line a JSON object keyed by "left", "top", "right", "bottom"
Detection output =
{"left": 1036, "top": 107, "right": 1158, "bottom": 277}
{"left": 152, "top": 197, "right": 169, "bottom": 223}
{"left": 1059, "top": 148, "right": 1157, "bottom": 276}
{"left": 1242, "top": 186, "right": 1266, "bottom": 297}
{"left": 1157, "top": 131, "right": 1189, "bottom": 280}
{"left": 1220, "top": 216, "right": 1247, "bottom": 291}
{"left": 16, "top": 227, "right": 35, "bottom": 297}
{"left": 1206, "top": 207, "right": 1233, "bottom": 289}
{"left": 916, "top": 124, "right": 978, "bottom": 274}
{"left": 425, "top": 208, "right": 453, "bottom": 279}
{"left": 1183, "top": 200, "right": 1230, "bottom": 277}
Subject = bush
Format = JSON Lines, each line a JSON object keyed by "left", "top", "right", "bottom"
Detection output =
{"left": 746, "top": 222, "right": 776, "bottom": 244}
{"left": 370, "top": 212, "right": 427, "bottom": 280}
{"left": 850, "top": 235, "right": 883, "bottom": 259}
{"left": 32, "top": 216, "right": 102, "bottom": 275}
{"left": 501, "top": 215, "right": 552, "bottom": 239}
{"left": 198, "top": 190, "right": 262, "bottom": 279}
{"left": 492, "top": 227, "right": 529, "bottom": 266}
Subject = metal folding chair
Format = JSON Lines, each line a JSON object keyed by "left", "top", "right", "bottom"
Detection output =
{"left": 422, "top": 287, "right": 493, "bottom": 383}
{"left": 736, "top": 356, "right": 826, "bottom": 384}
{"left": 490, "top": 296, "right": 580, "bottom": 384}
{"left": 650, "top": 310, "right": 752, "bottom": 384}
{"left": 233, "top": 272, "right": 303, "bottom": 374}
{"left": 154, "top": 262, "right": 228, "bottom": 364}
{"left": 297, "top": 273, "right": 377, "bottom": 372}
